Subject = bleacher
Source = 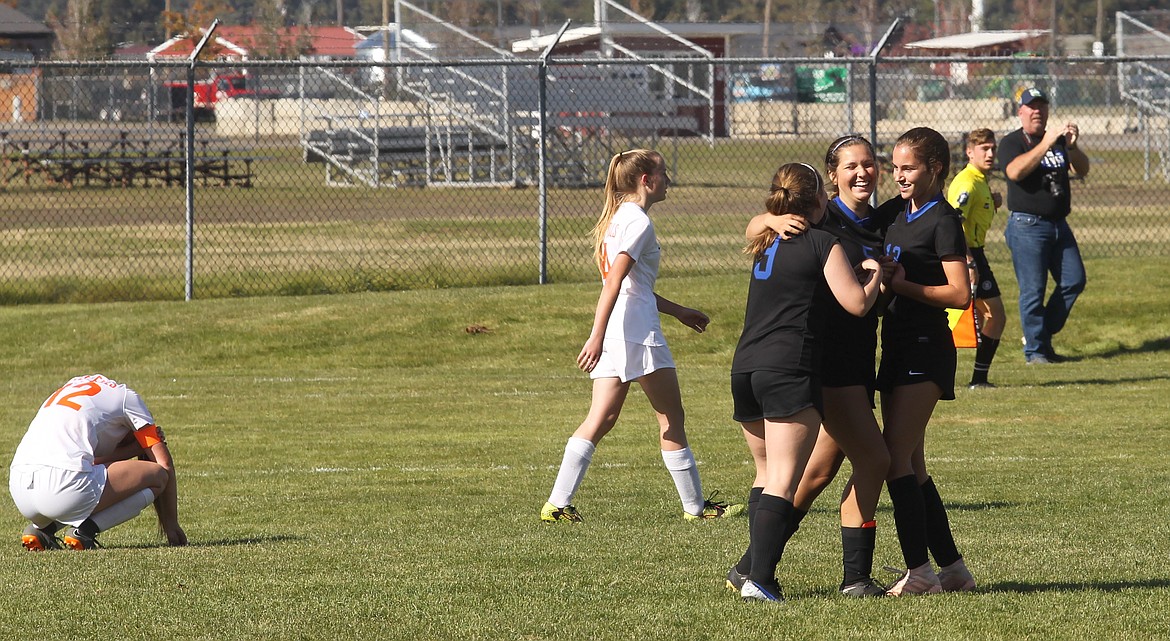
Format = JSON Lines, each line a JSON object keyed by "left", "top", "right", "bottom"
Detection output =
{"left": 302, "top": 125, "right": 509, "bottom": 187}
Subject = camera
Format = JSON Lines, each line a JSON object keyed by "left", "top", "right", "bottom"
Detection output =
{"left": 1041, "top": 173, "right": 1066, "bottom": 199}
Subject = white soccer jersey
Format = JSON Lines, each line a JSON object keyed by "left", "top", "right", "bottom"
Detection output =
{"left": 10, "top": 374, "right": 156, "bottom": 473}
{"left": 600, "top": 201, "right": 665, "bottom": 346}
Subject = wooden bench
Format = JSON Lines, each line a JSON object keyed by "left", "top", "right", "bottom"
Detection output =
{"left": 0, "top": 130, "right": 255, "bottom": 189}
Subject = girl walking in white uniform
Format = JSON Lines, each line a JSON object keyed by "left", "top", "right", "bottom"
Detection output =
{"left": 541, "top": 149, "right": 741, "bottom": 522}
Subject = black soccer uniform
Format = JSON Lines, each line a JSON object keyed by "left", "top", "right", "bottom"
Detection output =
{"left": 731, "top": 228, "right": 840, "bottom": 421}
{"left": 817, "top": 197, "right": 894, "bottom": 393}
{"left": 875, "top": 194, "right": 968, "bottom": 400}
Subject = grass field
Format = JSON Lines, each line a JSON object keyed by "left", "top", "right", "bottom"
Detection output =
{"left": 0, "top": 253, "right": 1167, "bottom": 639}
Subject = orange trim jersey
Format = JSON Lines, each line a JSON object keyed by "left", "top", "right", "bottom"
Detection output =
{"left": 10, "top": 374, "right": 157, "bottom": 472}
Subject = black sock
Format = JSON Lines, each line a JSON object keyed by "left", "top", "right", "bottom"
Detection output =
{"left": 887, "top": 475, "right": 929, "bottom": 569}
{"left": 76, "top": 518, "right": 100, "bottom": 537}
{"left": 748, "top": 494, "right": 795, "bottom": 589}
{"left": 785, "top": 506, "right": 808, "bottom": 543}
{"left": 971, "top": 335, "right": 1000, "bottom": 384}
{"left": 921, "top": 477, "right": 962, "bottom": 567}
{"left": 841, "top": 523, "right": 877, "bottom": 587}
{"left": 41, "top": 522, "right": 63, "bottom": 536}
{"left": 734, "top": 487, "right": 764, "bottom": 574}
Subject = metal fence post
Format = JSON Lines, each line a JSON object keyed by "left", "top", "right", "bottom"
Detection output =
{"left": 185, "top": 20, "right": 219, "bottom": 301}
{"left": 537, "top": 21, "right": 572, "bottom": 285}
{"left": 869, "top": 18, "right": 902, "bottom": 207}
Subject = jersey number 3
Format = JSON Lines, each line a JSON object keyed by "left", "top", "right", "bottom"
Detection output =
{"left": 753, "top": 239, "right": 780, "bottom": 280}
{"left": 42, "top": 382, "right": 102, "bottom": 411}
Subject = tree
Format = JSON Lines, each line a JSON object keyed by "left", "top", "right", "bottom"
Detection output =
{"left": 46, "top": 0, "right": 112, "bottom": 58}
{"left": 161, "top": 0, "right": 234, "bottom": 59}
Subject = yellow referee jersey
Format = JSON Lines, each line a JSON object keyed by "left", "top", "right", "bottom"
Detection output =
{"left": 947, "top": 164, "right": 997, "bottom": 249}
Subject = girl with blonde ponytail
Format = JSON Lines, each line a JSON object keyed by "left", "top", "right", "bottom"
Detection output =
{"left": 541, "top": 149, "right": 742, "bottom": 524}
{"left": 729, "top": 162, "right": 884, "bottom": 602}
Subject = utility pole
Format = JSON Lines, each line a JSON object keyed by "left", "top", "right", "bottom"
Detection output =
{"left": 1049, "top": 0, "right": 1058, "bottom": 56}
{"left": 762, "top": 0, "right": 771, "bottom": 57}
{"left": 382, "top": 0, "right": 391, "bottom": 98}
{"left": 1094, "top": 0, "right": 1104, "bottom": 44}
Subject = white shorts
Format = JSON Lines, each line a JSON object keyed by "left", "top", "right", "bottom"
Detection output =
{"left": 8, "top": 464, "right": 106, "bottom": 527}
{"left": 590, "top": 339, "right": 675, "bottom": 383}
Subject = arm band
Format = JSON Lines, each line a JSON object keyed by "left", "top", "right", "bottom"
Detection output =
{"left": 134, "top": 425, "right": 165, "bottom": 449}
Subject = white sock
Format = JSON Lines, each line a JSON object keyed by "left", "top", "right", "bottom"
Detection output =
{"left": 548, "top": 437, "right": 595, "bottom": 507}
{"left": 91, "top": 488, "right": 156, "bottom": 532}
{"left": 661, "top": 447, "right": 704, "bottom": 515}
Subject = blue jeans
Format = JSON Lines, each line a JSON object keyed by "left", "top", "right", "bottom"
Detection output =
{"left": 1004, "top": 212, "right": 1086, "bottom": 358}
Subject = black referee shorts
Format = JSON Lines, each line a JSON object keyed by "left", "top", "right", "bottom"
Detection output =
{"left": 970, "top": 246, "right": 1002, "bottom": 300}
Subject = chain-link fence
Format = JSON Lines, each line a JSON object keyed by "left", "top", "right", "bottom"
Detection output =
{"left": 1, "top": 52, "right": 1167, "bottom": 304}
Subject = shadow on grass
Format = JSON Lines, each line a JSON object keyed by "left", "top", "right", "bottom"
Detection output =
{"left": 990, "top": 577, "right": 1170, "bottom": 593}
{"left": 119, "top": 534, "right": 305, "bottom": 549}
{"left": 1033, "top": 373, "right": 1170, "bottom": 388}
{"left": 1096, "top": 336, "right": 1170, "bottom": 359}
{"left": 866, "top": 501, "right": 1013, "bottom": 516}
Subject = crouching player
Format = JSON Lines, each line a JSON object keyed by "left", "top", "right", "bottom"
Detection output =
{"left": 9, "top": 374, "right": 187, "bottom": 550}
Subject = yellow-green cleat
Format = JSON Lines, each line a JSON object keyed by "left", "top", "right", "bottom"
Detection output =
{"left": 684, "top": 493, "right": 745, "bottom": 521}
{"left": 540, "top": 501, "right": 583, "bottom": 523}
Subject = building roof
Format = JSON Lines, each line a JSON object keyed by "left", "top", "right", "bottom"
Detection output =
{"left": 512, "top": 22, "right": 760, "bottom": 54}
{"left": 0, "top": 5, "right": 53, "bottom": 57}
{"left": 903, "top": 30, "right": 1050, "bottom": 53}
{"left": 355, "top": 28, "right": 436, "bottom": 51}
{"left": 0, "top": 5, "right": 52, "bottom": 37}
{"left": 149, "top": 25, "right": 364, "bottom": 60}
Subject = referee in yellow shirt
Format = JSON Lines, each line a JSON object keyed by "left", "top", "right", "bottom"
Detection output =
{"left": 947, "top": 129, "right": 1006, "bottom": 388}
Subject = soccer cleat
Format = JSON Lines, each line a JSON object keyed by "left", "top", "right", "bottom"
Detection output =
{"left": 840, "top": 577, "right": 887, "bottom": 598}
{"left": 740, "top": 579, "right": 784, "bottom": 603}
{"left": 938, "top": 558, "right": 977, "bottom": 592}
{"left": 62, "top": 528, "right": 102, "bottom": 551}
{"left": 884, "top": 564, "right": 942, "bottom": 596}
{"left": 967, "top": 381, "right": 996, "bottom": 390}
{"left": 21, "top": 524, "right": 62, "bottom": 552}
{"left": 1041, "top": 346, "right": 1066, "bottom": 363}
{"left": 540, "top": 501, "right": 583, "bottom": 523}
{"left": 725, "top": 566, "right": 749, "bottom": 592}
{"left": 684, "top": 493, "right": 746, "bottom": 521}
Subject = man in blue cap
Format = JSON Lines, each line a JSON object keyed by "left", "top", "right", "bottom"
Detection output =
{"left": 998, "top": 88, "right": 1091, "bottom": 364}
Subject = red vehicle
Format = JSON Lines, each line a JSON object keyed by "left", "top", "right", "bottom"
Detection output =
{"left": 165, "top": 72, "right": 277, "bottom": 119}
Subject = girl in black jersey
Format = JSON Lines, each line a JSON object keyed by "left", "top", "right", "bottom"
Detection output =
{"left": 877, "top": 127, "right": 977, "bottom": 595}
{"left": 731, "top": 163, "right": 883, "bottom": 603}
{"left": 734, "top": 136, "right": 895, "bottom": 598}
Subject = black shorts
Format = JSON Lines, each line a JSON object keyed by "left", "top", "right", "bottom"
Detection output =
{"left": 731, "top": 371, "right": 823, "bottom": 422}
{"left": 876, "top": 330, "right": 957, "bottom": 401}
{"left": 970, "top": 247, "right": 1001, "bottom": 300}
{"left": 821, "top": 338, "right": 877, "bottom": 390}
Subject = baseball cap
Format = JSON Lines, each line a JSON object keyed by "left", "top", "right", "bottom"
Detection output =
{"left": 1019, "top": 87, "right": 1049, "bottom": 107}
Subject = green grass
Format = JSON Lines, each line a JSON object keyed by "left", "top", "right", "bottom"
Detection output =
{"left": 0, "top": 255, "right": 1167, "bottom": 639}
